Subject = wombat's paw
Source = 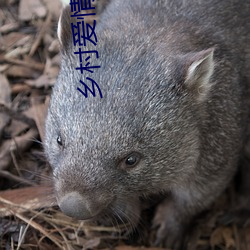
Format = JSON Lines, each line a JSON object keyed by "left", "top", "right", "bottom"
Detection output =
{"left": 153, "top": 223, "right": 183, "bottom": 250}
{"left": 152, "top": 200, "right": 185, "bottom": 250}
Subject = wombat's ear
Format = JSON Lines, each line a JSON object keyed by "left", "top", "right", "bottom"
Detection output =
{"left": 184, "top": 48, "right": 214, "bottom": 102}
{"left": 57, "top": 5, "right": 73, "bottom": 51}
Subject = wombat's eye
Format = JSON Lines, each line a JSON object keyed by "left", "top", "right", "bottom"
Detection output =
{"left": 57, "top": 135, "right": 63, "bottom": 146}
{"left": 125, "top": 153, "right": 140, "bottom": 167}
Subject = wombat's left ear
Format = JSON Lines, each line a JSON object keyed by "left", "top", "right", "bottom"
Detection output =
{"left": 57, "top": 5, "right": 73, "bottom": 51}
{"left": 184, "top": 48, "right": 215, "bottom": 102}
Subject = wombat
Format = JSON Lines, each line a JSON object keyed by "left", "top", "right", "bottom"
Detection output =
{"left": 44, "top": 0, "right": 250, "bottom": 248}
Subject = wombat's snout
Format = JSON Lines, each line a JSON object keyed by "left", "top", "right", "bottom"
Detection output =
{"left": 58, "top": 192, "right": 100, "bottom": 220}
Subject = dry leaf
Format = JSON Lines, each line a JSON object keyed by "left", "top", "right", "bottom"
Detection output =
{"left": 0, "top": 32, "right": 27, "bottom": 51}
{"left": 0, "top": 74, "right": 11, "bottom": 137}
{"left": 18, "top": 0, "right": 47, "bottom": 21}
{"left": 103, "top": 246, "right": 166, "bottom": 250}
{"left": 0, "top": 22, "right": 19, "bottom": 34}
{"left": 222, "top": 227, "right": 235, "bottom": 249}
{"left": 0, "top": 185, "right": 55, "bottom": 217}
{"left": 6, "top": 65, "right": 40, "bottom": 78}
{"left": 42, "top": 0, "right": 63, "bottom": 19}
{"left": 0, "top": 128, "right": 38, "bottom": 170}
{"left": 28, "top": 100, "right": 49, "bottom": 142}
{"left": 210, "top": 227, "right": 224, "bottom": 249}
{"left": 210, "top": 226, "right": 235, "bottom": 249}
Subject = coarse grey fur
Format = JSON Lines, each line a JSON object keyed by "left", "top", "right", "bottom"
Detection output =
{"left": 45, "top": 0, "right": 250, "bottom": 248}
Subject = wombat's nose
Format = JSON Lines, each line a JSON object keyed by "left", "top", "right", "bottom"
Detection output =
{"left": 58, "top": 192, "right": 93, "bottom": 220}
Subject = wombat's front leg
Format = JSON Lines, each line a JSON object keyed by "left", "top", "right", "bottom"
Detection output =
{"left": 152, "top": 187, "right": 214, "bottom": 249}
{"left": 153, "top": 198, "right": 189, "bottom": 249}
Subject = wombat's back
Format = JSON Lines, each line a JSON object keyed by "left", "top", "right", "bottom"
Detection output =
{"left": 99, "top": 0, "right": 249, "bottom": 74}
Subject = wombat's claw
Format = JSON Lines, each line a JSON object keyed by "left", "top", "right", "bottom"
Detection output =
{"left": 153, "top": 222, "right": 183, "bottom": 250}
{"left": 152, "top": 199, "right": 186, "bottom": 249}
{"left": 153, "top": 211, "right": 184, "bottom": 249}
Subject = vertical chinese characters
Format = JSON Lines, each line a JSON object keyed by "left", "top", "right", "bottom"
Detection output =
{"left": 70, "top": 0, "right": 102, "bottom": 98}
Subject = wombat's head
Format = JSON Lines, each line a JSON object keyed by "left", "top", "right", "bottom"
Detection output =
{"left": 44, "top": 6, "right": 214, "bottom": 224}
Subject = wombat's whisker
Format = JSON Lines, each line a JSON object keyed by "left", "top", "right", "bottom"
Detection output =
{"left": 110, "top": 210, "right": 124, "bottom": 237}
{"left": 22, "top": 169, "right": 53, "bottom": 182}
{"left": 114, "top": 205, "right": 136, "bottom": 235}
{"left": 30, "top": 138, "right": 43, "bottom": 145}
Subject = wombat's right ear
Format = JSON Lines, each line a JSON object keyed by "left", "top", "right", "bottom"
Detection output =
{"left": 58, "top": 5, "right": 73, "bottom": 51}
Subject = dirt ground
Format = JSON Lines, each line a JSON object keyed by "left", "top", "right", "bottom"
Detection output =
{"left": 0, "top": 0, "right": 250, "bottom": 249}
